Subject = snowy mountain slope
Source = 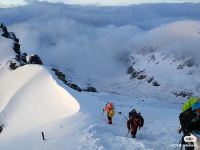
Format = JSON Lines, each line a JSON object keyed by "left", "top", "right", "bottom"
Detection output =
{"left": 62, "top": 20, "right": 200, "bottom": 101}
{"left": 0, "top": 2, "right": 200, "bottom": 150}
{"left": 0, "top": 63, "right": 80, "bottom": 137}
{"left": 0, "top": 33, "right": 15, "bottom": 63}
{"left": 0, "top": 84, "right": 182, "bottom": 150}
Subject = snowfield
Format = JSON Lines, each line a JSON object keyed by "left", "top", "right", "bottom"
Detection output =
{"left": 0, "top": 63, "right": 183, "bottom": 150}
{"left": 0, "top": 64, "right": 80, "bottom": 137}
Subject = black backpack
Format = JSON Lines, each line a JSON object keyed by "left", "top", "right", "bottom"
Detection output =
{"left": 129, "top": 109, "right": 137, "bottom": 118}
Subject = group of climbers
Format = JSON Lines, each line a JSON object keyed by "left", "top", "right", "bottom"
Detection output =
{"left": 102, "top": 96, "right": 200, "bottom": 142}
{"left": 103, "top": 102, "right": 144, "bottom": 138}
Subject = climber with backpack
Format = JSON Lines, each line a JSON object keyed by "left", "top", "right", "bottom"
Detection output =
{"left": 103, "top": 102, "right": 115, "bottom": 124}
{"left": 179, "top": 97, "right": 200, "bottom": 150}
{"left": 179, "top": 97, "right": 200, "bottom": 134}
{"left": 127, "top": 109, "right": 144, "bottom": 138}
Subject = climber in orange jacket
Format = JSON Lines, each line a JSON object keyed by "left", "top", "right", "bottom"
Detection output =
{"left": 103, "top": 102, "right": 115, "bottom": 124}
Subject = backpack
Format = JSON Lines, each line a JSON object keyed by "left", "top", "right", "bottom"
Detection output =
{"left": 129, "top": 109, "right": 137, "bottom": 118}
{"left": 109, "top": 109, "right": 115, "bottom": 117}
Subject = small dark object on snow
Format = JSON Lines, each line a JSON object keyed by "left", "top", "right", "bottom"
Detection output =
{"left": 147, "top": 77, "right": 154, "bottom": 83}
{"left": 152, "top": 81, "right": 160, "bottom": 87}
{"left": 10, "top": 61, "right": 19, "bottom": 70}
{"left": 41, "top": 132, "right": 45, "bottom": 141}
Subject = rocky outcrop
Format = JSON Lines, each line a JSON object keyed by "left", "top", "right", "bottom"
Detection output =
{"left": 172, "top": 89, "right": 193, "bottom": 98}
{"left": 0, "top": 23, "right": 43, "bottom": 70}
{"left": 127, "top": 66, "right": 161, "bottom": 87}
{"left": 1, "top": 23, "right": 95, "bottom": 93}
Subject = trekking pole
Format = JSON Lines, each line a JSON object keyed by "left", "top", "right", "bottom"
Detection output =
{"left": 100, "top": 111, "right": 104, "bottom": 118}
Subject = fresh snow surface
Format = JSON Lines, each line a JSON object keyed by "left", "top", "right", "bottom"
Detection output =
{"left": 0, "top": 64, "right": 80, "bottom": 138}
{"left": 0, "top": 63, "right": 186, "bottom": 150}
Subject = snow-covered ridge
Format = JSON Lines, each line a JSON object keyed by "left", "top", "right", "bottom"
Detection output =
{"left": 0, "top": 64, "right": 80, "bottom": 137}
{"left": 0, "top": 23, "right": 81, "bottom": 139}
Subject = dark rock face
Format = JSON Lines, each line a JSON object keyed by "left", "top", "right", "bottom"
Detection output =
{"left": 127, "top": 66, "right": 134, "bottom": 74}
{"left": 147, "top": 77, "right": 154, "bottom": 83}
{"left": 128, "top": 66, "right": 161, "bottom": 87}
{"left": 28, "top": 55, "right": 43, "bottom": 65}
{"left": 13, "top": 42, "right": 21, "bottom": 55}
{"left": 130, "top": 69, "right": 145, "bottom": 80}
{"left": 172, "top": 90, "right": 193, "bottom": 98}
{"left": 177, "top": 59, "right": 195, "bottom": 70}
{"left": 9, "top": 60, "right": 19, "bottom": 70}
{"left": 69, "top": 84, "right": 82, "bottom": 92}
{"left": 83, "top": 86, "right": 97, "bottom": 92}
{"left": 21, "top": 53, "right": 27, "bottom": 64}
{"left": 137, "top": 74, "right": 147, "bottom": 80}
{"left": 51, "top": 68, "right": 84, "bottom": 92}
{"left": 1, "top": 23, "right": 43, "bottom": 70}
{"left": 1, "top": 23, "right": 97, "bottom": 93}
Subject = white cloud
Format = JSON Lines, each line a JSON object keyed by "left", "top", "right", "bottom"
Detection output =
{"left": 1, "top": 2, "right": 200, "bottom": 76}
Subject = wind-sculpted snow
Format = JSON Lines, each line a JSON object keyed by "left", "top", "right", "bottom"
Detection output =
{"left": 0, "top": 64, "right": 80, "bottom": 136}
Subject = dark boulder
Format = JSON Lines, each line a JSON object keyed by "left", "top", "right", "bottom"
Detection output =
{"left": 10, "top": 61, "right": 19, "bottom": 70}
{"left": 152, "top": 81, "right": 160, "bottom": 87}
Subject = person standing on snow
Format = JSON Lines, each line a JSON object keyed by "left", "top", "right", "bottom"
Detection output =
{"left": 127, "top": 110, "right": 144, "bottom": 138}
{"left": 103, "top": 102, "right": 115, "bottom": 124}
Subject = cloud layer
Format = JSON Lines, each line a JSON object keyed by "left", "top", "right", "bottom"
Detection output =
{"left": 1, "top": 2, "right": 200, "bottom": 77}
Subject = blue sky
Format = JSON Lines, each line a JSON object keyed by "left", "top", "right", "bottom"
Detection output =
{"left": 0, "top": 0, "right": 199, "bottom": 7}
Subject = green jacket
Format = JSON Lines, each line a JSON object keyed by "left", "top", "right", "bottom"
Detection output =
{"left": 182, "top": 97, "right": 200, "bottom": 112}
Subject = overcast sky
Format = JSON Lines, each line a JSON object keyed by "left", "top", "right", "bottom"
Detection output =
{"left": 0, "top": 0, "right": 200, "bottom": 7}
